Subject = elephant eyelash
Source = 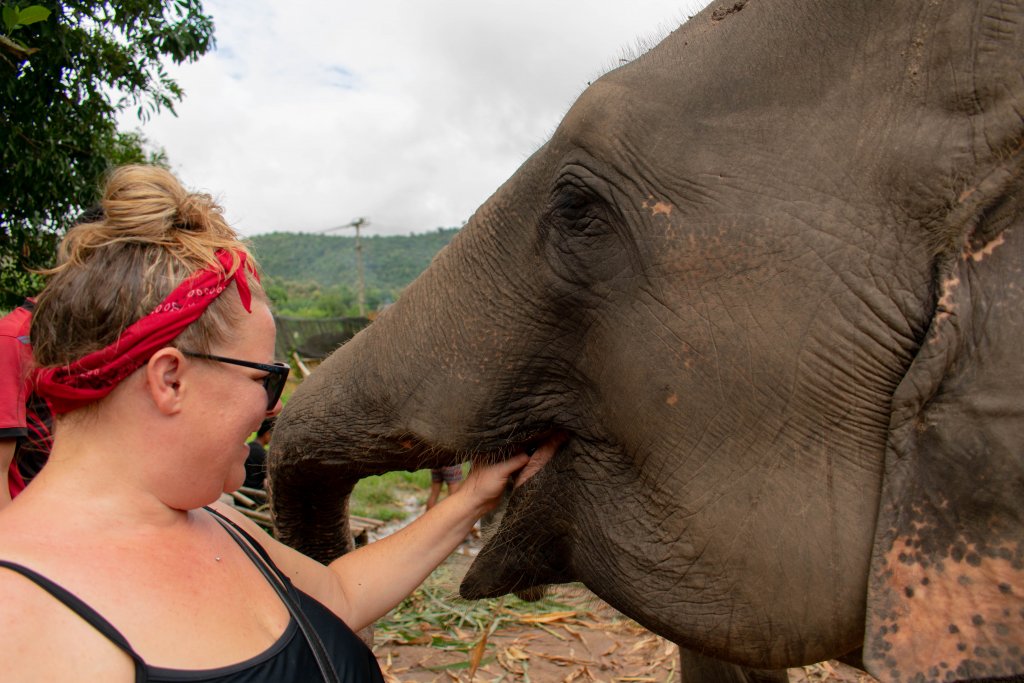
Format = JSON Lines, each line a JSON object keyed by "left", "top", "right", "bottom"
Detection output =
{"left": 543, "top": 183, "right": 615, "bottom": 239}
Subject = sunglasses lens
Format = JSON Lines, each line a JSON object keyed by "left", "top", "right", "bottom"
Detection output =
{"left": 264, "top": 366, "right": 289, "bottom": 409}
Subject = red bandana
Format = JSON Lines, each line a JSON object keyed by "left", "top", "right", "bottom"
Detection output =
{"left": 35, "top": 249, "right": 258, "bottom": 415}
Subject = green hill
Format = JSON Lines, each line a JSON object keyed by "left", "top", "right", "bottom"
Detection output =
{"left": 249, "top": 228, "right": 459, "bottom": 317}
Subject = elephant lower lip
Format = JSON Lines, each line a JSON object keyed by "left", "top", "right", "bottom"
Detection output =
{"left": 511, "top": 433, "right": 564, "bottom": 488}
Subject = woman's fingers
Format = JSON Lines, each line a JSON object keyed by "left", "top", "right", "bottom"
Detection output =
{"left": 494, "top": 453, "right": 531, "bottom": 477}
{"left": 513, "top": 433, "right": 566, "bottom": 488}
{"left": 460, "top": 433, "right": 569, "bottom": 510}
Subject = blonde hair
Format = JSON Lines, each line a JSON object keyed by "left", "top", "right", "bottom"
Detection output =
{"left": 31, "top": 165, "right": 264, "bottom": 367}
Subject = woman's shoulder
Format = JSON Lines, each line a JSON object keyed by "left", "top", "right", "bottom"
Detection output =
{"left": 0, "top": 556, "right": 138, "bottom": 681}
{"left": 0, "top": 504, "right": 71, "bottom": 572}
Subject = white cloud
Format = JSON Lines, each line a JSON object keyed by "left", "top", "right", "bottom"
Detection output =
{"left": 126, "top": 0, "right": 711, "bottom": 237}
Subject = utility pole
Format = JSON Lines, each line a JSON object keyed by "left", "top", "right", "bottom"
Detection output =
{"left": 349, "top": 217, "right": 367, "bottom": 317}
{"left": 323, "top": 217, "right": 368, "bottom": 317}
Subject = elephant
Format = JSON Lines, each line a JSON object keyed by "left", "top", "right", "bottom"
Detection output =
{"left": 268, "top": 1, "right": 1024, "bottom": 682}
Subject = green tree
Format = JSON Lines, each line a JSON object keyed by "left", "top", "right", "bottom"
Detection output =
{"left": 0, "top": 1, "right": 214, "bottom": 308}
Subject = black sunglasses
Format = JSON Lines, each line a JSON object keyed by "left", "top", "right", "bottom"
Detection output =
{"left": 182, "top": 351, "right": 290, "bottom": 410}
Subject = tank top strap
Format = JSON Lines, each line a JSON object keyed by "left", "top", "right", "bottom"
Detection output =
{"left": 203, "top": 506, "right": 292, "bottom": 585}
{"left": 0, "top": 559, "right": 148, "bottom": 681}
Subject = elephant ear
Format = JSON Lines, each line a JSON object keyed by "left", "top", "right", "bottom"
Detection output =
{"left": 864, "top": 183, "right": 1024, "bottom": 682}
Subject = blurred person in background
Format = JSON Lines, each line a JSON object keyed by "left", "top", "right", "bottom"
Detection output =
{"left": 0, "top": 298, "right": 53, "bottom": 509}
{"left": 244, "top": 417, "right": 275, "bottom": 489}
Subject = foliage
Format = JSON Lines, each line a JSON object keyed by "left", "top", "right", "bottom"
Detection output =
{"left": 379, "top": 578, "right": 577, "bottom": 650}
{"left": 350, "top": 470, "right": 431, "bottom": 522}
{"left": 349, "top": 462, "right": 470, "bottom": 521}
{"left": 2, "top": 4, "right": 50, "bottom": 39}
{"left": 263, "top": 276, "right": 391, "bottom": 319}
{"left": 375, "top": 557, "right": 683, "bottom": 682}
{"left": 251, "top": 227, "right": 460, "bottom": 317}
{"left": 1, "top": 0, "right": 215, "bottom": 308}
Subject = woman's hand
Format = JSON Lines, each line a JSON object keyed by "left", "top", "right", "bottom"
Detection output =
{"left": 457, "top": 434, "right": 568, "bottom": 515}
{"left": 458, "top": 453, "right": 529, "bottom": 515}
{"left": 316, "top": 435, "right": 566, "bottom": 631}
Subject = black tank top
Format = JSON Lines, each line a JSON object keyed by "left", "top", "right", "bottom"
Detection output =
{"left": 0, "top": 511, "right": 385, "bottom": 682}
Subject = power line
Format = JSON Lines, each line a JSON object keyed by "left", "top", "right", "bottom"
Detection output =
{"left": 321, "top": 217, "right": 368, "bottom": 317}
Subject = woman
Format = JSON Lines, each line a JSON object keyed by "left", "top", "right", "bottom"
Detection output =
{"left": 0, "top": 165, "right": 534, "bottom": 681}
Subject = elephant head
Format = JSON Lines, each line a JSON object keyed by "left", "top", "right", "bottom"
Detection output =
{"left": 269, "top": 1, "right": 1024, "bottom": 681}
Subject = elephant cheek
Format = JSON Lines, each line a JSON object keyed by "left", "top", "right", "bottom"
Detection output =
{"left": 460, "top": 470, "right": 575, "bottom": 599}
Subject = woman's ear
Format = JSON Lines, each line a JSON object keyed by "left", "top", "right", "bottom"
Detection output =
{"left": 146, "top": 348, "right": 186, "bottom": 415}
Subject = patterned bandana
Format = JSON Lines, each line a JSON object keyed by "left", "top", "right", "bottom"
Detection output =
{"left": 35, "top": 249, "right": 257, "bottom": 415}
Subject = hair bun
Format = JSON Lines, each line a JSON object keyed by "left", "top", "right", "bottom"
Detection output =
{"left": 175, "top": 192, "right": 222, "bottom": 234}
{"left": 101, "top": 164, "right": 189, "bottom": 237}
{"left": 54, "top": 165, "right": 245, "bottom": 273}
{"left": 31, "top": 164, "right": 264, "bottom": 374}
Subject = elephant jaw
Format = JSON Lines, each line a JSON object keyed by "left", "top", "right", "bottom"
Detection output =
{"left": 461, "top": 433, "right": 577, "bottom": 600}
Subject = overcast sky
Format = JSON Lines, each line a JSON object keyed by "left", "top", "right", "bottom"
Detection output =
{"left": 125, "top": 1, "right": 711, "bottom": 238}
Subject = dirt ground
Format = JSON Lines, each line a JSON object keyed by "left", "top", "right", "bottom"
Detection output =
{"left": 368, "top": 535, "right": 878, "bottom": 683}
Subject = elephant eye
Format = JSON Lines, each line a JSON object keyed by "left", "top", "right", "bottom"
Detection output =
{"left": 538, "top": 171, "right": 632, "bottom": 287}
{"left": 546, "top": 181, "right": 611, "bottom": 238}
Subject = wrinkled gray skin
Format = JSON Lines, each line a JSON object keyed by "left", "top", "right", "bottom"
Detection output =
{"left": 269, "top": 1, "right": 1024, "bottom": 682}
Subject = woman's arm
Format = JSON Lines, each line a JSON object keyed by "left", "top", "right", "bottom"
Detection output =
{"left": 213, "top": 452, "right": 530, "bottom": 631}
{"left": 327, "top": 454, "right": 528, "bottom": 630}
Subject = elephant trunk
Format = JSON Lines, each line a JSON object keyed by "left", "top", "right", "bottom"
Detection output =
{"left": 267, "top": 287, "right": 498, "bottom": 561}
{"left": 268, "top": 323, "right": 417, "bottom": 563}
{"left": 270, "top": 456, "right": 354, "bottom": 564}
{"left": 269, "top": 201, "right": 552, "bottom": 561}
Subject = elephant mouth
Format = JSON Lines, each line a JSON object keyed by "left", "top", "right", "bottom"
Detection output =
{"left": 512, "top": 431, "right": 567, "bottom": 487}
{"left": 460, "top": 429, "right": 576, "bottom": 600}
{"left": 401, "top": 427, "right": 568, "bottom": 481}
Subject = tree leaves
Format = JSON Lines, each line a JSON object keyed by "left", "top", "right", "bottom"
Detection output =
{"left": 0, "top": 1, "right": 214, "bottom": 308}
{"left": 14, "top": 5, "right": 50, "bottom": 25}
{"left": 3, "top": 5, "right": 51, "bottom": 35}
{"left": 251, "top": 229, "right": 460, "bottom": 317}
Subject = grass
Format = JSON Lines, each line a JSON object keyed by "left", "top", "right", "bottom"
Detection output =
{"left": 350, "top": 463, "right": 470, "bottom": 521}
{"left": 376, "top": 560, "right": 581, "bottom": 650}
{"left": 350, "top": 470, "right": 431, "bottom": 521}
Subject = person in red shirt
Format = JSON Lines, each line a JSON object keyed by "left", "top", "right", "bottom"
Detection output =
{"left": 0, "top": 298, "right": 53, "bottom": 508}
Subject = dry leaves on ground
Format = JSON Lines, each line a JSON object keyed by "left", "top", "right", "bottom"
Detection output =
{"left": 368, "top": 541, "right": 878, "bottom": 683}
{"left": 372, "top": 577, "right": 681, "bottom": 683}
